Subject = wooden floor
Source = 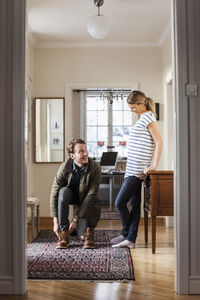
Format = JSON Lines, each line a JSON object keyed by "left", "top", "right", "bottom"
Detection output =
{"left": 1, "top": 218, "right": 199, "bottom": 300}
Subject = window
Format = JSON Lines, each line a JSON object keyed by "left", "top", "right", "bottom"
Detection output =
{"left": 84, "top": 90, "right": 136, "bottom": 158}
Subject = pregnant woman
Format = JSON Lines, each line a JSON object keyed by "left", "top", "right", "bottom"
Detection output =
{"left": 112, "top": 90, "right": 163, "bottom": 249}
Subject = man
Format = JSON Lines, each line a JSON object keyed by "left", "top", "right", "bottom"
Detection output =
{"left": 50, "top": 138, "right": 101, "bottom": 249}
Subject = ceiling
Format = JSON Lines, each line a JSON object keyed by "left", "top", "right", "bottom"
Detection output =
{"left": 28, "top": 0, "right": 171, "bottom": 47}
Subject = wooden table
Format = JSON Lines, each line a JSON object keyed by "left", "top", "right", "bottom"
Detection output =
{"left": 143, "top": 171, "right": 174, "bottom": 253}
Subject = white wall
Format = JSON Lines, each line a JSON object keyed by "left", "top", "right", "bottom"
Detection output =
{"left": 30, "top": 46, "right": 164, "bottom": 216}
{"left": 161, "top": 31, "right": 174, "bottom": 227}
{"left": 161, "top": 32, "right": 174, "bottom": 170}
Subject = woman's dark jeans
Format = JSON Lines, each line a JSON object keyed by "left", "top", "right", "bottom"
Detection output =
{"left": 115, "top": 175, "right": 142, "bottom": 243}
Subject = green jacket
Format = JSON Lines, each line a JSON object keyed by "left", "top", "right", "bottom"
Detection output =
{"left": 50, "top": 157, "right": 101, "bottom": 219}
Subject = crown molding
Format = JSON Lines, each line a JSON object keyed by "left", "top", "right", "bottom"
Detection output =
{"left": 28, "top": 20, "right": 172, "bottom": 49}
{"left": 27, "top": 28, "right": 37, "bottom": 47}
{"left": 33, "top": 41, "right": 160, "bottom": 48}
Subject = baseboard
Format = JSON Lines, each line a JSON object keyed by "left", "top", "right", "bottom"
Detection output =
{"left": 140, "top": 217, "right": 166, "bottom": 226}
{"left": 0, "top": 276, "right": 14, "bottom": 294}
{"left": 40, "top": 217, "right": 53, "bottom": 227}
{"left": 35, "top": 216, "right": 166, "bottom": 227}
{"left": 189, "top": 276, "right": 200, "bottom": 294}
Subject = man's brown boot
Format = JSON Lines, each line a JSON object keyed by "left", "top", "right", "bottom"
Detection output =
{"left": 56, "top": 230, "right": 69, "bottom": 249}
{"left": 84, "top": 227, "right": 95, "bottom": 249}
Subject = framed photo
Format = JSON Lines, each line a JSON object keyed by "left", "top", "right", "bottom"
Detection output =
{"left": 50, "top": 133, "right": 63, "bottom": 150}
{"left": 51, "top": 119, "right": 63, "bottom": 133}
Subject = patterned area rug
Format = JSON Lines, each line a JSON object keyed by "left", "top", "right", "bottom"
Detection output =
{"left": 27, "top": 230, "right": 135, "bottom": 281}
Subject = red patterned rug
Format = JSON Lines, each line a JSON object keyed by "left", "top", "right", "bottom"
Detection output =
{"left": 27, "top": 230, "right": 135, "bottom": 281}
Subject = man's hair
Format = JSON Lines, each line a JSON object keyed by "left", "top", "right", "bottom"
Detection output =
{"left": 67, "top": 138, "right": 86, "bottom": 154}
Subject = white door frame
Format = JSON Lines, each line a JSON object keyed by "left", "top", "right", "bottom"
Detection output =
{"left": 172, "top": 0, "right": 190, "bottom": 293}
{"left": 0, "top": 0, "right": 26, "bottom": 294}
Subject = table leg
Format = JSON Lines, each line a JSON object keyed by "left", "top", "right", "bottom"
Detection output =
{"left": 36, "top": 204, "right": 40, "bottom": 234}
{"left": 144, "top": 209, "right": 148, "bottom": 243}
{"left": 31, "top": 206, "right": 35, "bottom": 240}
{"left": 109, "top": 177, "right": 113, "bottom": 211}
{"left": 152, "top": 216, "right": 156, "bottom": 254}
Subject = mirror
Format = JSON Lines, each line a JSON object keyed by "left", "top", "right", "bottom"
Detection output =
{"left": 34, "top": 97, "right": 65, "bottom": 163}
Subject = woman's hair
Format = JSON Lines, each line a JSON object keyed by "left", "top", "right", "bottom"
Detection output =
{"left": 67, "top": 138, "right": 86, "bottom": 154}
{"left": 127, "top": 90, "right": 156, "bottom": 117}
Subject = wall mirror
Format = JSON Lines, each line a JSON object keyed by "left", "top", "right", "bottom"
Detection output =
{"left": 34, "top": 97, "right": 65, "bottom": 163}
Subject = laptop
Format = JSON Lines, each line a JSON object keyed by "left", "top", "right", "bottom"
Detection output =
{"left": 100, "top": 151, "right": 118, "bottom": 173}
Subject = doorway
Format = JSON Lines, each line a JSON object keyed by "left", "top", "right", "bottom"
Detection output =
{"left": 2, "top": 0, "right": 199, "bottom": 295}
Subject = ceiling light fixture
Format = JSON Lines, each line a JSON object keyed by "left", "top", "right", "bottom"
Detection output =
{"left": 87, "top": 0, "right": 110, "bottom": 39}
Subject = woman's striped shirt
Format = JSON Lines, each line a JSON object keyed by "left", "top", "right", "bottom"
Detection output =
{"left": 125, "top": 111, "right": 156, "bottom": 179}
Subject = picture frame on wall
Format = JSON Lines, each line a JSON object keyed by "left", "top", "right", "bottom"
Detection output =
{"left": 50, "top": 133, "right": 63, "bottom": 150}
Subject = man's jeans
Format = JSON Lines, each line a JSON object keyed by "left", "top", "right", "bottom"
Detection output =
{"left": 115, "top": 175, "right": 142, "bottom": 243}
{"left": 58, "top": 186, "right": 87, "bottom": 235}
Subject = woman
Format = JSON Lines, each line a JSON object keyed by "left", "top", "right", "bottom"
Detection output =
{"left": 112, "top": 90, "right": 163, "bottom": 248}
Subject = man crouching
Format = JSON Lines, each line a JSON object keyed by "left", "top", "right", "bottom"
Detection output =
{"left": 50, "top": 138, "right": 101, "bottom": 249}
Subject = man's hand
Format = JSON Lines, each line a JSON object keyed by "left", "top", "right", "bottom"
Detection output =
{"left": 53, "top": 217, "right": 60, "bottom": 238}
{"left": 68, "top": 215, "right": 79, "bottom": 234}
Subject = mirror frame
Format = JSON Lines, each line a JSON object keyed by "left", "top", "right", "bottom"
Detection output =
{"left": 34, "top": 97, "right": 65, "bottom": 163}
